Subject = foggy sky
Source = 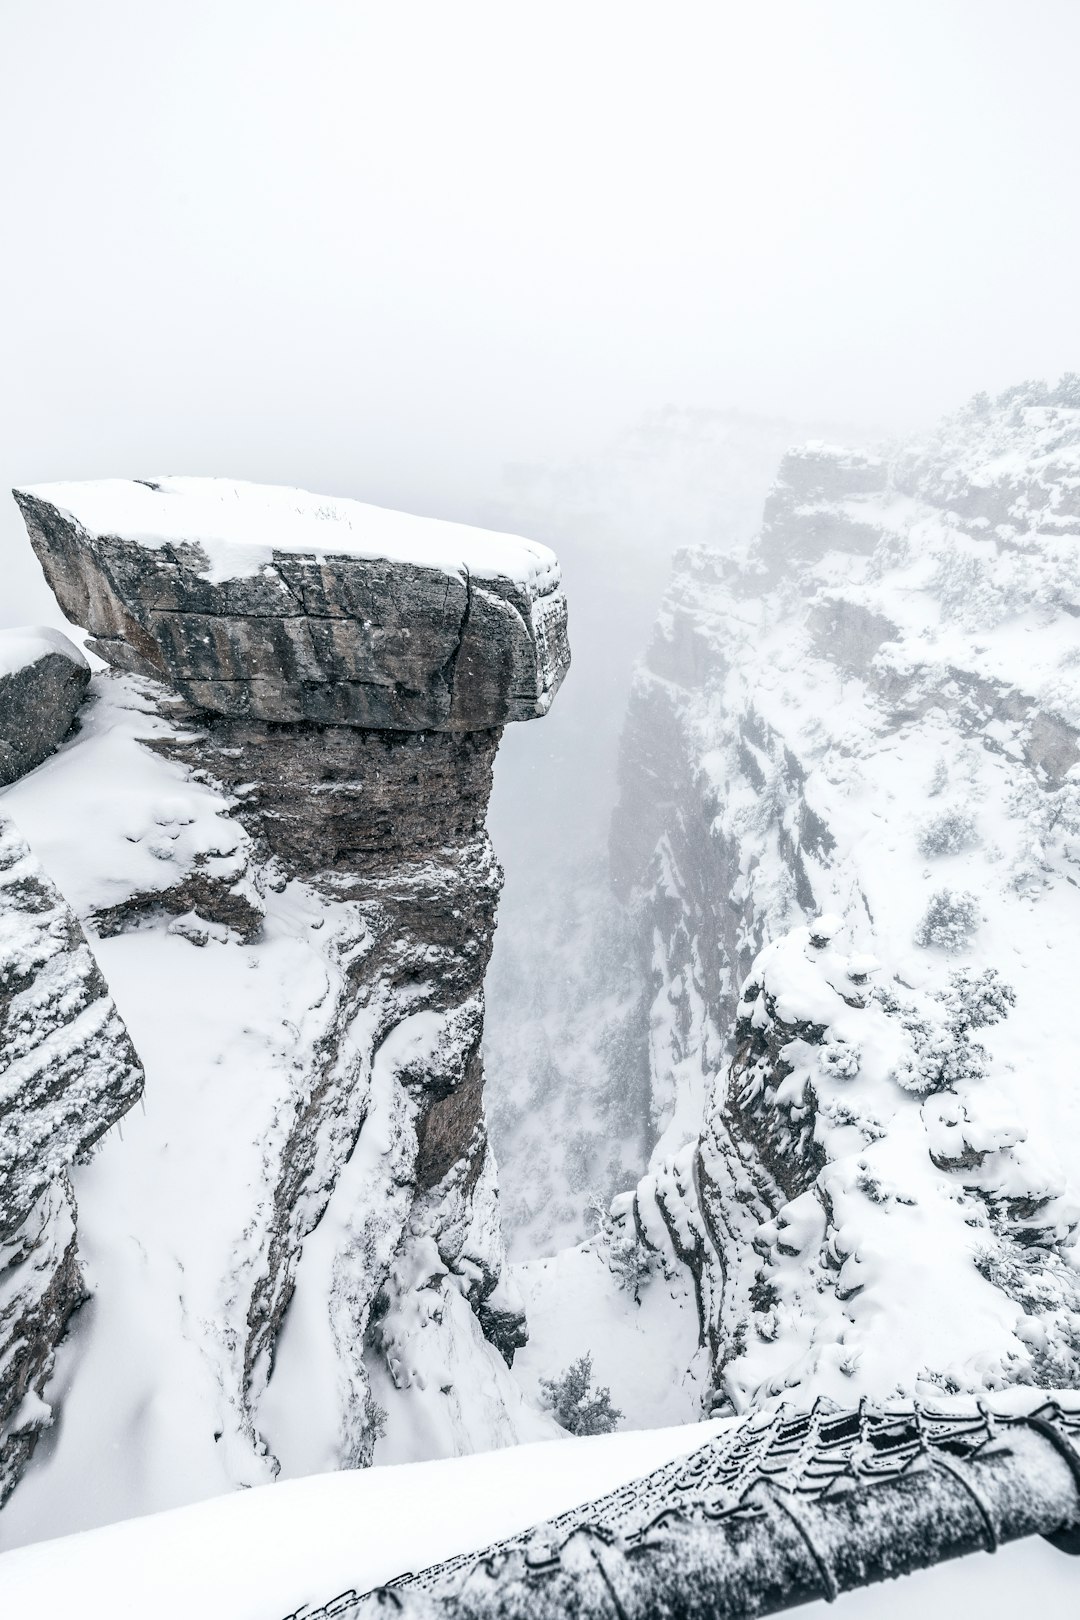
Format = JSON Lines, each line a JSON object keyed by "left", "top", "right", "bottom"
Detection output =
{"left": 3, "top": 0, "right": 1080, "bottom": 624}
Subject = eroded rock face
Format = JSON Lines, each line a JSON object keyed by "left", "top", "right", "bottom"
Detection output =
{"left": 168, "top": 720, "right": 503, "bottom": 874}
{"left": 0, "top": 812, "right": 143, "bottom": 1502}
{"left": 11, "top": 478, "right": 569, "bottom": 1484}
{"left": 14, "top": 479, "right": 569, "bottom": 730}
{"left": 609, "top": 380, "right": 1080, "bottom": 1414}
{"left": 0, "top": 629, "right": 89, "bottom": 788}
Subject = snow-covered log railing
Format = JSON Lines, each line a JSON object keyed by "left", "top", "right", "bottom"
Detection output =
{"left": 282, "top": 1399, "right": 1080, "bottom": 1620}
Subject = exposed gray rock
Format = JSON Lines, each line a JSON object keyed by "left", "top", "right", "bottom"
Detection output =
{"left": 157, "top": 719, "right": 503, "bottom": 875}
{"left": 13, "top": 480, "right": 569, "bottom": 731}
{"left": 0, "top": 811, "right": 143, "bottom": 1502}
{"left": 0, "top": 628, "right": 89, "bottom": 788}
{"left": 759, "top": 446, "right": 887, "bottom": 571}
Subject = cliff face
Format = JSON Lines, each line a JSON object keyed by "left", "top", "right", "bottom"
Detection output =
{"left": 609, "top": 380, "right": 1080, "bottom": 1413}
{"left": 0, "top": 627, "right": 144, "bottom": 1504}
{"left": 1, "top": 479, "right": 568, "bottom": 1538}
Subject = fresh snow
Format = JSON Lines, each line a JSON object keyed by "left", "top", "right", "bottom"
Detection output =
{"left": 18, "top": 477, "right": 561, "bottom": 595}
{"left": 512, "top": 1243, "right": 705, "bottom": 1429}
{"left": 0, "top": 625, "right": 86, "bottom": 679}
{"left": 0, "top": 1411, "right": 1074, "bottom": 1620}
{"left": 0, "top": 671, "right": 541, "bottom": 1549}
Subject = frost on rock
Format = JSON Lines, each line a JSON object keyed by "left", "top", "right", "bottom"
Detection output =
{"left": 0, "top": 811, "right": 143, "bottom": 1503}
{"left": 597, "top": 378, "right": 1080, "bottom": 1425}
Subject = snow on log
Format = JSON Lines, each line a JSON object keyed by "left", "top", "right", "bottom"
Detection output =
{"left": 291, "top": 1399, "right": 1080, "bottom": 1620}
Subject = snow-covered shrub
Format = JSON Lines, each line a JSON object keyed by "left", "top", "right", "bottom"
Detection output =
{"left": 867, "top": 527, "right": 911, "bottom": 580}
{"left": 917, "top": 809, "right": 979, "bottom": 858}
{"left": 820, "top": 1039, "right": 861, "bottom": 1080}
{"left": 362, "top": 1388, "right": 388, "bottom": 1443}
{"left": 914, "top": 888, "right": 980, "bottom": 952}
{"left": 877, "top": 968, "right": 1015, "bottom": 1095}
{"left": 539, "top": 1353, "right": 622, "bottom": 1435}
{"left": 943, "top": 965, "right": 1016, "bottom": 1032}
{"left": 588, "top": 1193, "right": 654, "bottom": 1300}
{"left": 1003, "top": 772, "right": 1080, "bottom": 896}
{"left": 888, "top": 1004, "right": 974, "bottom": 1094}
{"left": 931, "top": 538, "right": 1010, "bottom": 630}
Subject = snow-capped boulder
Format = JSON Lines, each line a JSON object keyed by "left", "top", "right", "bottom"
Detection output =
{"left": 0, "top": 811, "right": 143, "bottom": 1502}
{"left": 0, "top": 627, "right": 88, "bottom": 787}
{"left": 13, "top": 479, "right": 569, "bottom": 730}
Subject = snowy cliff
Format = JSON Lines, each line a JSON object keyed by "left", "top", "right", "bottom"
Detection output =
{"left": 0, "top": 628, "right": 144, "bottom": 1505}
{"left": 0, "top": 480, "right": 569, "bottom": 1540}
{"left": 605, "top": 379, "right": 1080, "bottom": 1413}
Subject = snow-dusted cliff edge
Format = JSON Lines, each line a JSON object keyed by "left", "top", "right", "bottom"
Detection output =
{"left": 0, "top": 481, "right": 569, "bottom": 1541}
{"left": 602, "top": 379, "right": 1080, "bottom": 1415}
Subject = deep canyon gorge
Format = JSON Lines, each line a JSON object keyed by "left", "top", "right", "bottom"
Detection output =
{"left": 2, "top": 385, "right": 1080, "bottom": 1611}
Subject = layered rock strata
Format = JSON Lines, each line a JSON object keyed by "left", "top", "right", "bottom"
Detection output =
{"left": 0, "top": 811, "right": 143, "bottom": 1502}
{"left": 11, "top": 478, "right": 569, "bottom": 1488}
{"left": 609, "top": 379, "right": 1080, "bottom": 1412}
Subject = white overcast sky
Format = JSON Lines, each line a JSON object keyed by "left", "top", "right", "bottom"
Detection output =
{"left": 2, "top": 0, "right": 1079, "bottom": 621}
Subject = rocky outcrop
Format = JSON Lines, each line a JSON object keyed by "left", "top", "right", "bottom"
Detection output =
{"left": 608, "top": 379, "right": 1080, "bottom": 1414}
{"left": 0, "top": 628, "right": 89, "bottom": 788}
{"left": 9, "top": 478, "right": 569, "bottom": 1497}
{"left": 13, "top": 479, "right": 567, "bottom": 730}
{"left": 0, "top": 812, "right": 143, "bottom": 1502}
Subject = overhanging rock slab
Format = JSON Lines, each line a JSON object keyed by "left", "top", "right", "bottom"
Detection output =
{"left": 14, "top": 478, "right": 570, "bottom": 730}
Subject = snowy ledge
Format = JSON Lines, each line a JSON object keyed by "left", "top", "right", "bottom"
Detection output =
{"left": 15, "top": 478, "right": 561, "bottom": 596}
{"left": 12, "top": 481, "right": 570, "bottom": 731}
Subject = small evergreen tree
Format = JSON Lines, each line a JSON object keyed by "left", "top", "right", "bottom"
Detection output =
{"left": 927, "top": 759, "right": 950, "bottom": 798}
{"left": 914, "top": 888, "right": 980, "bottom": 952}
{"left": 539, "top": 1353, "right": 622, "bottom": 1435}
{"left": 917, "top": 809, "right": 978, "bottom": 857}
{"left": 588, "top": 1192, "right": 655, "bottom": 1301}
{"left": 877, "top": 967, "right": 1015, "bottom": 1095}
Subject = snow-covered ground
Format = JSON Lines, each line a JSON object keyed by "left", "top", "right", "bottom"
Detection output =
{"left": 0, "top": 1415, "right": 1074, "bottom": 1620}
{"left": 512, "top": 1244, "right": 703, "bottom": 1429}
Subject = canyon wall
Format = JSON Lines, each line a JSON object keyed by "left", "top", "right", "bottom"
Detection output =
{"left": 609, "top": 380, "right": 1080, "bottom": 1411}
